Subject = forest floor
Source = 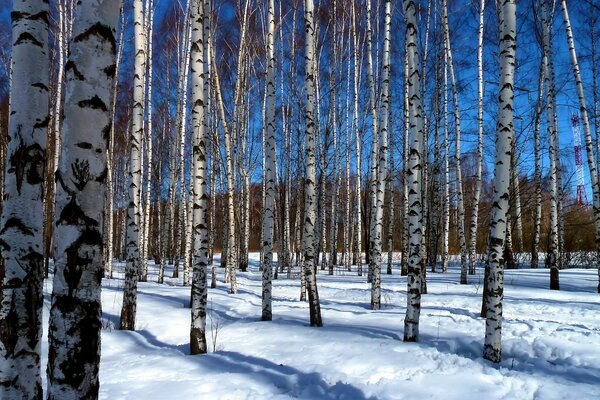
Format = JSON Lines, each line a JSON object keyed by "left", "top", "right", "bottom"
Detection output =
{"left": 42, "top": 254, "right": 600, "bottom": 399}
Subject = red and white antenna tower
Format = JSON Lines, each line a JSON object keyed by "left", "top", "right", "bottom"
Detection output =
{"left": 571, "top": 114, "right": 587, "bottom": 205}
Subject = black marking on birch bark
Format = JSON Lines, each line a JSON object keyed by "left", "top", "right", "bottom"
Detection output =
{"left": 32, "top": 82, "right": 50, "bottom": 92}
{"left": 1, "top": 217, "right": 35, "bottom": 236}
{"left": 103, "top": 64, "right": 116, "bottom": 78}
{"left": 71, "top": 159, "right": 91, "bottom": 190}
{"left": 75, "top": 142, "right": 93, "bottom": 149}
{"left": 48, "top": 296, "right": 100, "bottom": 394}
{"left": 14, "top": 32, "right": 43, "bottom": 47}
{"left": 73, "top": 22, "right": 116, "bottom": 52}
{"left": 65, "top": 61, "right": 85, "bottom": 81}
{"left": 0, "top": 294, "right": 20, "bottom": 356}
{"left": 9, "top": 140, "right": 45, "bottom": 194}
{"left": 78, "top": 95, "right": 108, "bottom": 112}
{"left": 57, "top": 197, "right": 98, "bottom": 227}
{"left": 95, "top": 167, "right": 108, "bottom": 183}
{"left": 33, "top": 114, "right": 50, "bottom": 129}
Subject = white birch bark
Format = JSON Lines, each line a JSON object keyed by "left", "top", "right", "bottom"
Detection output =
{"left": 543, "top": 0, "right": 560, "bottom": 289}
{"left": 366, "top": 0, "right": 379, "bottom": 282}
{"left": 262, "top": 0, "right": 277, "bottom": 321}
{"left": 442, "top": 0, "right": 467, "bottom": 283}
{"left": 303, "top": 0, "right": 322, "bottom": 326}
{"left": 403, "top": 0, "right": 425, "bottom": 342}
{"left": 370, "top": 0, "right": 391, "bottom": 310}
{"left": 469, "top": 0, "right": 485, "bottom": 276}
{"left": 483, "top": 0, "right": 516, "bottom": 363}
{"left": 351, "top": 0, "right": 362, "bottom": 275}
{"left": 190, "top": 0, "right": 209, "bottom": 354}
{"left": 532, "top": 60, "right": 545, "bottom": 270}
{"left": 560, "top": 0, "right": 600, "bottom": 293}
{"left": 120, "top": 0, "right": 146, "bottom": 330}
{"left": 47, "top": 1, "right": 119, "bottom": 396}
{"left": 0, "top": 0, "right": 49, "bottom": 396}
{"left": 141, "top": 0, "right": 155, "bottom": 281}
{"left": 105, "top": 9, "right": 125, "bottom": 279}
{"left": 211, "top": 50, "right": 237, "bottom": 294}
{"left": 441, "top": 47, "right": 450, "bottom": 274}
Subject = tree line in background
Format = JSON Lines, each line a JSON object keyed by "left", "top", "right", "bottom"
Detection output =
{"left": 0, "top": 0, "right": 600, "bottom": 398}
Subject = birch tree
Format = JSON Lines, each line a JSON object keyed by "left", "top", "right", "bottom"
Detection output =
{"left": 468, "top": 0, "right": 485, "bottom": 276}
{"left": 262, "top": 0, "right": 277, "bottom": 321}
{"left": 303, "top": 0, "right": 322, "bottom": 327}
{"left": 542, "top": 0, "right": 560, "bottom": 289}
{"left": 560, "top": 0, "right": 600, "bottom": 293}
{"left": 190, "top": 0, "right": 209, "bottom": 355}
{"left": 403, "top": 0, "right": 425, "bottom": 342}
{"left": 47, "top": 1, "right": 119, "bottom": 396}
{"left": 483, "top": 0, "right": 516, "bottom": 363}
{"left": 120, "top": 0, "right": 146, "bottom": 330}
{"left": 370, "top": 0, "right": 391, "bottom": 310}
{"left": 0, "top": 0, "right": 49, "bottom": 396}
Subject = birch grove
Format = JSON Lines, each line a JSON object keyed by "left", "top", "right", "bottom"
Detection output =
{"left": 3, "top": 0, "right": 600, "bottom": 393}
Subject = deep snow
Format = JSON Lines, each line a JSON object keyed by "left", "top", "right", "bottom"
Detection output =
{"left": 41, "top": 254, "right": 600, "bottom": 399}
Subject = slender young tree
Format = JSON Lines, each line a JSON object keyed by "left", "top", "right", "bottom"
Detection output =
{"left": 47, "top": 1, "right": 119, "bottom": 396}
{"left": 0, "top": 0, "right": 49, "bottom": 396}
{"left": 262, "top": 0, "right": 277, "bottom": 321}
{"left": 442, "top": 0, "right": 467, "bottom": 284}
{"left": 403, "top": 0, "right": 425, "bottom": 342}
{"left": 532, "top": 60, "right": 545, "bottom": 269}
{"left": 190, "top": 0, "right": 209, "bottom": 355}
{"left": 302, "top": 0, "right": 323, "bottom": 327}
{"left": 370, "top": 0, "right": 391, "bottom": 310}
{"left": 483, "top": 0, "right": 516, "bottom": 364}
{"left": 468, "top": 0, "right": 485, "bottom": 276}
{"left": 561, "top": 0, "right": 600, "bottom": 293}
{"left": 543, "top": 0, "right": 559, "bottom": 289}
{"left": 120, "top": 0, "right": 146, "bottom": 330}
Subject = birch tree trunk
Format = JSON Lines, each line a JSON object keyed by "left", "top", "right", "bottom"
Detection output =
{"left": 483, "top": 0, "right": 516, "bottom": 363}
{"left": 468, "top": 0, "right": 485, "bottom": 276}
{"left": 120, "top": 0, "right": 146, "bottom": 330}
{"left": 352, "top": 0, "right": 362, "bottom": 276}
{"left": 141, "top": 0, "right": 155, "bottom": 281}
{"left": 262, "top": 0, "right": 277, "bottom": 321}
{"left": 403, "top": 0, "right": 425, "bottom": 342}
{"left": 370, "top": 0, "right": 391, "bottom": 310}
{"left": 442, "top": 0, "right": 467, "bottom": 284}
{"left": 561, "top": 0, "right": 600, "bottom": 293}
{"left": 0, "top": 0, "right": 49, "bottom": 396}
{"left": 366, "top": 0, "right": 379, "bottom": 283}
{"left": 543, "top": 0, "right": 560, "bottom": 289}
{"left": 303, "top": 0, "right": 322, "bottom": 327}
{"left": 47, "top": 2, "right": 119, "bottom": 396}
{"left": 532, "top": 60, "right": 545, "bottom": 270}
{"left": 441, "top": 48, "right": 450, "bottom": 274}
{"left": 190, "top": 0, "right": 209, "bottom": 354}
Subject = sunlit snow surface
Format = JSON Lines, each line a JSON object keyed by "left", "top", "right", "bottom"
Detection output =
{"left": 41, "top": 255, "right": 600, "bottom": 399}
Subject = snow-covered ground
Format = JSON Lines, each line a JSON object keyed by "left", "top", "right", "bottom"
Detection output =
{"left": 42, "top": 254, "right": 600, "bottom": 399}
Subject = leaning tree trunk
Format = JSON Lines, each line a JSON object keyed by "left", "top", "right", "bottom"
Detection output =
{"left": 47, "top": 1, "right": 119, "bottom": 397}
{"left": 189, "top": 0, "right": 209, "bottom": 355}
{"left": 561, "top": 0, "right": 600, "bottom": 293}
{"left": 261, "top": 0, "right": 277, "bottom": 321}
{"left": 120, "top": 0, "right": 146, "bottom": 331}
{"left": 0, "top": 0, "right": 49, "bottom": 396}
{"left": 442, "top": 0, "right": 467, "bottom": 283}
{"left": 403, "top": 0, "right": 425, "bottom": 342}
{"left": 483, "top": 0, "right": 516, "bottom": 364}
{"left": 302, "top": 0, "right": 323, "bottom": 327}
